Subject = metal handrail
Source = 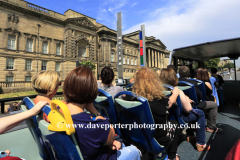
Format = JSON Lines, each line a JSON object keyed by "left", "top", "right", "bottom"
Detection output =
{"left": 0, "top": 92, "right": 63, "bottom": 113}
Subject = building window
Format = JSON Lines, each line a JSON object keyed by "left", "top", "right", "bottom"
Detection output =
{"left": 78, "top": 47, "right": 86, "bottom": 57}
{"left": 42, "top": 61, "right": 47, "bottom": 70}
{"left": 8, "top": 35, "right": 16, "bottom": 50}
{"left": 131, "top": 51, "right": 133, "bottom": 55}
{"left": 25, "top": 59, "right": 32, "bottom": 71}
{"left": 55, "top": 62, "right": 60, "bottom": 71}
{"left": 111, "top": 53, "right": 114, "bottom": 62}
{"left": 131, "top": 58, "right": 133, "bottom": 65}
{"left": 135, "top": 59, "right": 137, "bottom": 65}
{"left": 6, "top": 76, "right": 13, "bottom": 82}
{"left": 123, "top": 57, "right": 125, "bottom": 64}
{"left": 42, "top": 42, "right": 48, "bottom": 54}
{"left": 26, "top": 39, "right": 33, "bottom": 52}
{"left": 56, "top": 44, "right": 61, "bottom": 55}
{"left": 6, "top": 58, "right": 14, "bottom": 70}
{"left": 25, "top": 76, "right": 31, "bottom": 81}
{"left": 127, "top": 57, "right": 129, "bottom": 64}
{"left": 82, "top": 47, "right": 86, "bottom": 57}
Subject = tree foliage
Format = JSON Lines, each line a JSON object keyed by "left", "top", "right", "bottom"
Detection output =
{"left": 224, "top": 62, "right": 234, "bottom": 72}
{"left": 80, "top": 61, "right": 96, "bottom": 70}
{"left": 204, "top": 58, "right": 220, "bottom": 69}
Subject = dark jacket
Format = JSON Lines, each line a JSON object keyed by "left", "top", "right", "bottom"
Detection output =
{"left": 177, "top": 77, "right": 203, "bottom": 102}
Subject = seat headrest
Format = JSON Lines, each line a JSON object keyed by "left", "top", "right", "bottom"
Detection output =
{"left": 47, "top": 100, "right": 75, "bottom": 135}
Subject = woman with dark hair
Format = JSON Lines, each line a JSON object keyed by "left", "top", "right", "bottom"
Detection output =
{"left": 196, "top": 68, "right": 222, "bottom": 133}
{"left": 196, "top": 68, "right": 215, "bottom": 102}
{"left": 124, "top": 67, "right": 181, "bottom": 160}
{"left": 63, "top": 66, "right": 141, "bottom": 160}
{"left": 160, "top": 68, "right": 210, "bottom": 151}
{"left": 98, "top": 66, "right": 123, "bottom": 97}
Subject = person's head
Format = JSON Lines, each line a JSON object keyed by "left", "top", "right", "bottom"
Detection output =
{"left": 63, "top": 66, "right": 98, "bottom": 104}
{"left": 196, "top": 68, "right": 210, "bottom": 82}
{"left": 167, "top": 65, "right": 177, "bottom": 73}
{"left": 100, "top": 67, "right": 114, "bottom": 85}
{"left": 32, "top": 71, "right": 60, "bottom": 98}
{"left": 211, "top": 67, "right": 218, "bottom": 74}
{"left": 179, "top": 66, "right": 190, "bottom": 77}
{"left": 156, "top": 70, "right": 161, "bottom": 77}
{"left": 160, "top": 68, "right": 178, "bottom": 87}
{"left": 132, "top": 67, "right": 165, "bottom": 101}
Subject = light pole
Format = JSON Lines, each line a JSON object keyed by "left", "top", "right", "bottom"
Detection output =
{"left": 37, "top": 24, "right": 41, "bottom": 73}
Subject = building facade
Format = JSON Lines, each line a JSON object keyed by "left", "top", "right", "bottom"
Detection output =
{"left": 0, "top": 0, "right": 170, "bottom": 83}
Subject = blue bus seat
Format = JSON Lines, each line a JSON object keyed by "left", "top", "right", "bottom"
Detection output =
{"left": 189, "top": 79, "right": 206, "bottom": 101}
{"left": 114, "top": 91, "right": 168, "bottom": 159}
{"left": 21, "top": 97, "right": 55, "bottom": 160}
{"left": 126, "top": 83, "right": 133, "bottom": 91}
{"left": 177, "top": 81, "right": 198, "bottom": 108}
{"left": 93, "top": 88, "right": 121, "bottom": 136}
{"left": 39, "top": 100, "right": 83, "bottom": 160}
{"left": 162, "top": 84, "right": 185, "bottom": 125}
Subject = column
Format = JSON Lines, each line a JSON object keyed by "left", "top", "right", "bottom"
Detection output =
{"left": 162, "top": 53, "right": 165, "bottom": 68}
{"left": 148, "top": 48, "right": 151, "bottom": 67}
{"left": 161, "top": 52, "right": 164, "bottom": 68}
{"left": 158, "top": 52, "right": 160, "bottom": 68}
{"left": 154, "top": 50, "right": 158, "bottom": 67}
{"left": 152, "top": 49, "right": 154, "bottom": 68}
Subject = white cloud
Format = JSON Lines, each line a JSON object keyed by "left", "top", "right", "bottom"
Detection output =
{"left": 124, "top": 0, "right": 240, "bottom": 51}
{"left": 130, "top": 2, "right": 137, "bottom": 7}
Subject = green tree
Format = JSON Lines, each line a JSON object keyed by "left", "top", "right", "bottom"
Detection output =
{"left": 80, "top": 61, "right": 96, "bottom": 70}
{"left": 218, "top": 65, "right": 224, "bottom": 71}
{"left": 204, "top": 58, "right": 220, "bottom": 69}
{"left": 224, "top": 62, "right": 234, "bottom": 72}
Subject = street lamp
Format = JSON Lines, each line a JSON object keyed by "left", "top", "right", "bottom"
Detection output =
{"left": 37, "top": 24, "right": 41, "bottom": 73}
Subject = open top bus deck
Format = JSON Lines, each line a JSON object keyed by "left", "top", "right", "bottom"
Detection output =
{"left": 1, "top": 37, "right": 240, "bottom": 160}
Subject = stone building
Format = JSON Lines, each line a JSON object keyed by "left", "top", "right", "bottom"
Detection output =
{"left": 0, "top": 0, "right": 170, "bottom": 84}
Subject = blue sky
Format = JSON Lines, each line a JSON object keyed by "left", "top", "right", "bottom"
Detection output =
{"left": 27, "top": 0, "right": 240, "bottom": 66}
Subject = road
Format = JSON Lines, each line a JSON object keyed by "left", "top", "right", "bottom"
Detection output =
{"left": 221, "top": 71, "right": 240, "bottom": 81}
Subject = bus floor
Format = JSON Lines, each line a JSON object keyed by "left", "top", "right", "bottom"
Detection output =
{"left": 177, "top": 99, "right": 240, "bottom": 160}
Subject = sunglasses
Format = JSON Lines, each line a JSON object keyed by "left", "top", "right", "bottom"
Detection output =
{"left": 58, "top": 81, "right": 62, "bottom": 86}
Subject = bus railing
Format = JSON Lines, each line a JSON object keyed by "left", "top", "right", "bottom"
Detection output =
{"left": 0, "top": 92, "right": 63, "bottom": 114}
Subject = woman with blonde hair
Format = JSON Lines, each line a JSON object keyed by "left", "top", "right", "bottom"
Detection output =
{"left": 33, "top": 71, "right": 99, "bottom": 122}
{"left": 124, "top": 67, "right": 181, "bottom": 160}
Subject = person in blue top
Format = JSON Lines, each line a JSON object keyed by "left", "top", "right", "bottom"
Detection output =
{"left": 63, "top": 65, "right": 141, "bottom": 160}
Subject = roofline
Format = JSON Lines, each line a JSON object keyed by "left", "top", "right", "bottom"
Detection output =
{"left": 64, "top": 9, "right": 96, "bottom": 20}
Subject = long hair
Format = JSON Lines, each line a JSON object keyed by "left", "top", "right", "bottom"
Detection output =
{"left": 196, "top": 68, "right": 210, "bottom": 82}
{"left": 132, "top": 67, "right": 166, "bottom": 101}
{"left": 160, "top": 68, "right": 179, "bottom": 87}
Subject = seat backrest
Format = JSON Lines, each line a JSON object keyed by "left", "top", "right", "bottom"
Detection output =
{"left": 39, "top": 100, "right": 83, "bottom": 160}
{"left": 93, "top": 88, "right": 121, "bottom": 136}
{"left": 162, "top": 85, "right": 184, "bottom": 125}
{"left": 21, "top": 97, "right": 54, "bottom": 160}
{"left": 178, "top": 81, "right": 198, "bottom": 104}
{"left": 114, "top": 91, "right": 167, "bottom": 158}
{"left": 189, "top": 79, "right": 206, "bottom": 101}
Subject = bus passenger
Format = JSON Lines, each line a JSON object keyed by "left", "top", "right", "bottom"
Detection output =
{"left": 160, "top": 68, "right": 210, "bottom": 151}
{"left": 124, "top": 67, "right": 181, "bottom": 160}
{"left": 98, "top": 67, "right": 123, "bottom": 97}
{"left": 63, "top": 66, "right": 141, "bottom": 160}
{"left": 178, "top": 66, "right": 222, "bottom": 133}
{"left": 32, "top": 71, "right": 99, "bottom": 122}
